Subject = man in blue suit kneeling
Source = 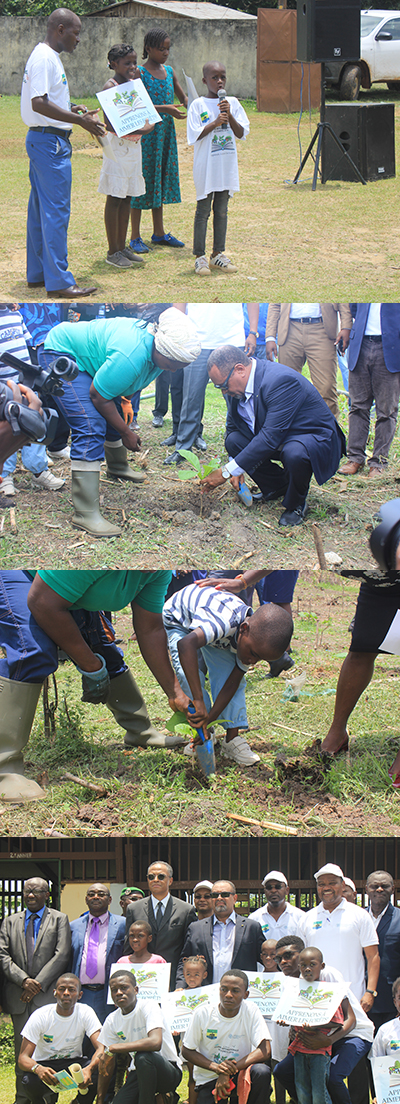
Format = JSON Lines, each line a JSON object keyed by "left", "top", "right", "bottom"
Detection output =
{"left": 203, "top": 346, "right": 346, "bottom": 527}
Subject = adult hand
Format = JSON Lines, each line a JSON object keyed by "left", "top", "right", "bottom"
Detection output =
{"left": 296, "top": 1027, "right": 330, "bottom": 1050}
{"left": 196, "top": 576, "right": 244, "bottom": 594}
{"left": 244, "top": 334, "right": 257, "bottom": 356}
{"left": 35, "top": 1064, "right": 59, "bottom": 1086}
{"left": 188, "top": 697, "right": 208, "bottom": 726}
{"left": 78, "top": 654, "right": 111, "bottom": 704}
{"left": 265, "top": 341, "right": 277, "bottom": 361}
{"left": 122, "top": 426, "right": 141, "bottom": 452}
{"left": 360, "top": 991, "right": 375, "bottom": 1014}
{"left": 78, "top": 110, "right": 106, "bottom": 138}
{"left": 168, "top": 689, "right": 191, "bottom": 715}
{"left": 337, "top": 327, "right": 351, "bottom": 352}
{"left": 229, "top": 475, "right": 242, "bottom": 492}
{"left": 81, "top": 1066, "right": 93, "bottom": 1085}
{"left": 217, "top": 1060, "right": 238, "bottom": 1075}
{"left": 215, "top": 1073, "right": 233, "bottom": 1099}
{"left": 21, "top": 978, "right": 42, "bottom": 1002}
{"left": 201, "top": 469, "right": 226, "bottom": 492}
{"left": 7, "top": 380, "right": 43, "bottom": 414}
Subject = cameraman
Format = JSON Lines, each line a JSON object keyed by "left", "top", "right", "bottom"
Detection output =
{"left": 0, "top": 380, "right": 45, "bottom": 469}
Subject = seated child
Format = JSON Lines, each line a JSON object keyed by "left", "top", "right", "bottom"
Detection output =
{"left": 182, "top": 969, "right": 271, "bottom": 1104}
{"left": 162, "top": 581, "right": 293, "bottom": 767}
{"left": 116, "top": 920, "right": 167, "bottom": 965}
{"left": 187, "top": 61, "right": 249, "bottom": 277}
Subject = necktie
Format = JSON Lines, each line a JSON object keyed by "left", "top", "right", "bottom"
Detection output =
{"left": 156, "top": 902, "right": 163, "bottom": 930}
{"left": 26, "top": 914, "right": 39, "bottom": 975}
{"left": 86, "top": 917, "right": 101, "bottom": 979}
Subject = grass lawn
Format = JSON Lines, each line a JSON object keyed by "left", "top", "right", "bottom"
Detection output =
{"left": 2, "top": 88, "right": 400, "bottom": 300}
{"left": 2, "top": 568, "right": 400, "bottom": 838}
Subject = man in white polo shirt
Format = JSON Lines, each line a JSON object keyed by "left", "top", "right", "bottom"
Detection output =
{"left": 21, "top": 7, "right": 104, "bottom": 297}
{"left": 250, "top": 871, "right": 304, "bottom": 940}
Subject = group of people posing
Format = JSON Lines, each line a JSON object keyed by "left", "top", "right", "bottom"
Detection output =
{"left": 21, "top": 8, "right": 249, "bottom": 295}
{"left": 2, "top": 300, "right": 398, "bottom": 536}
{"left": 1, "top": 860, "right": 399, "bottom": 1104}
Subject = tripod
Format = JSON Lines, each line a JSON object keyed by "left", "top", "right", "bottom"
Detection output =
{"left": 292, "top": 62, "right": 367, "bottom": 190}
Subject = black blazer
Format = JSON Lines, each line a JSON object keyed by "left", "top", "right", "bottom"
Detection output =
{"left": 364, "top": 902, "right": 400, "bottom": 1017}
{"left": 124, "top": 895, "right": 197, "bottom": 989}
{"left": 175, "top": 914, "right": 265, "bottom": 988}
{"left": 226, "top": 359, "right": 346, "bottom": 485}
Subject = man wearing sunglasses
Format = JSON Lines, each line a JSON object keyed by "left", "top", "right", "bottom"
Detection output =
{"left": 175, "top": 881, "right": 264, "bottom": 988}
{"left": 202, "top": 346, "right": 346, "bottom": 527}
{"left": 123, "top": 863, "right": 197, "bottom": 989}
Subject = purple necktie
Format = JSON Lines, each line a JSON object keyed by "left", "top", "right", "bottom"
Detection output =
{"left": 86, "top": 917, "right": 100, "bottom": 979}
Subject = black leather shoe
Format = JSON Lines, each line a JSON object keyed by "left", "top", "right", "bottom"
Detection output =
{"left": 279, "top": 502, "right": 308, "bottom": 526}
{"left": 161, "top": 434, "right": 177, "bottom": 447}
{"left": 195, "top": 435, "right": 207, "bottom": 451}
{"left": 163, "top": 450, "right": 183, "bottom": 466}
{"left": 258, "top": 483, "right": 289, "bottom": 503}
{"left": 266, "top": 652, "right": 295, "bottom": 678}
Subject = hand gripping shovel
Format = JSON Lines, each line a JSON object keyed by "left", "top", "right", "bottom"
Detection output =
{"left": 188, "top": 703, "right": 216, "bottom": 779}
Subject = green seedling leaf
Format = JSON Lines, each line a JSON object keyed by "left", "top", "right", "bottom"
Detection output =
{"left": 166, "top": 710, "right": 189, "bottom": 732}
{"left": 178, "top": 449, "right": 202, "bottom": 472}
{"left": 177, "top": 470, "right": 197, "bottom": 481}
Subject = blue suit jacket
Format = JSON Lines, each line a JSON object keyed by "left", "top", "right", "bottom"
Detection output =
{"left": 70, "top": 912, "right": 126, "bottom": 984}
{"left": 348, "top": 304, "right": 400, "bottom": 374}
{"left": 225, "top": 359, "right": 346, "bottom": 485}
{"left": 364, "top": 902, "right": 400, "bottom": 1017}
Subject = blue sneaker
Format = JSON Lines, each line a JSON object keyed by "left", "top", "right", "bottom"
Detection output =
{"left": 151, "top": 232, "right": 185, "bottom": 248}
{"left": 129, "top": 237, "right": 151, "bottom": 253}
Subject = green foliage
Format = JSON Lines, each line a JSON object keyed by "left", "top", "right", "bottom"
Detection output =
{"left": 1, "top": 0, "right": 112, "bottom": 13}
{"left": 0, "top": 1019, "right": 14, "bottom": 1068}
{"left": 177, "top": 450, "right": 221, "bottom": 482}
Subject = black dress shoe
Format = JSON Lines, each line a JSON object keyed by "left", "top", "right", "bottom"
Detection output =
{"left": 163, "top": 450, "right": 183, "bottom": 466}
{"left": 195, "top": 434, "right": 207, "bottom": 451}
{"left": 28, "top": 280, "right": 45, "bottom": 287}
{"left": 279, "top": 501, "right": 308, "bottom": 526}
{"left": 161, "top": 434, "right": 177, "bottom": 446}
{"left": 266, "top": 652, "right": 295, "bottom": 678}
{"left": 259, "top": 483, "right": 289, "bottom": 503}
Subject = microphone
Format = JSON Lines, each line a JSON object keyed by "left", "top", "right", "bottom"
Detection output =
{"left": 217, "top": 87, "right": 228, "bottom": 130}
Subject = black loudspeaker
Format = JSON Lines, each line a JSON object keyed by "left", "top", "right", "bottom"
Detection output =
{"left": 297, "top": 0, "right": 360, "bottom": 64}
{"left": 322, "top": 103, "right": 395, "bottom": 182}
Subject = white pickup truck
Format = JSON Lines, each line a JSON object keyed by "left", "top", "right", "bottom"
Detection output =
{"left": 325, "top": 9, "right": 400, "bottom": 99}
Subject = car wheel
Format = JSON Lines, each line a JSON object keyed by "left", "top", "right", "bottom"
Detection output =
{"left": 387, "top": 81, "right": 400, "bottom": 91}
{"left": 339, "top": 64, "right": 362, "bottom": 100}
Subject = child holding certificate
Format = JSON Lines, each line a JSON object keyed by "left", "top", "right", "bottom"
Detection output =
{"left": 287, "top": 948, "right": 352, "bottom": 1104}
{"left": 98, "top": 44, "right": 154, "bottom": 269}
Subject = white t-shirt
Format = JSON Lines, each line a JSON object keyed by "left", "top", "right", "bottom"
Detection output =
{"left": 370, "top": 1016, "right": 400, "bottom": 1057}
{"left": 298, "top": 899, "right": 378, "bottom": 1001}
{"left": 98, "top": 999, "right": 179, "bottom": 1072}
{"left": 183, "top": 999, "right": 270, "bottom": 1086}
{"left": 250, "top": 902, "right": 304, "bottom": 940}
{"left": 21, "top": 42, "right": 71, "bottom": 129}
{"left": 187, "top": 96, "right": 249, "bottom": 200}
{"left": 21, "top": 1003, "right": 101, "bottom": 1062}
{"left": 186, "top": 304, "right": 245, "bottom": 349}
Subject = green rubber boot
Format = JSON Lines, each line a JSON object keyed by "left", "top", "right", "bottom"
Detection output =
{"left": 0, "top": 676, "right": 46, "bottom": 801}
{"left": 71, "top": 467, "right": 121, "bottom": 537}
{"left": 104, "top": 442, "right": 145, "bottom": 483}
{"left": 106, "top": 669, "right": 185, "bottom": 749}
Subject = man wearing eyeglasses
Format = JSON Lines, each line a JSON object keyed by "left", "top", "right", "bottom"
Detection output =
{"left": 70, "top": 884, "right": 126, "bottom": 1022}
{"left": 202, "top": 346, "right": 346, "bottom": 527}
{"left": 124, "top": 863, "right": 197, "bottom": 989}
{"left": 175, "top": 881, "right": 264, "bottom": 988}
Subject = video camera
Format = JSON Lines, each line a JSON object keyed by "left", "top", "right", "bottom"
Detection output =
{"left": 0, "top": 347, "right": 78, "bottom": 445}
{"left": 370, "top": 499, "right": 400, "bottom": 573}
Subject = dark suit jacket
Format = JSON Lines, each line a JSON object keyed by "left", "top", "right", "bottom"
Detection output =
{"left": 348, "top": 304, "right": 400, "bottom": 374}
{"left": 175, "top": 914, "right": 265, "bottom": 988}
{"left": 124, "top": 896, "right": 197, "bottom": 989}
{"left": 364, "top": 902, "right": 400, "bottom": 1017}
{"left": 225, "top": 359, "right": 346, "bottom": 486}
{"left": 0, "top": 907, "right": 71, "bottom": 1015}
{"left": 70, "top": 911, "right": 126, "bottom": 984}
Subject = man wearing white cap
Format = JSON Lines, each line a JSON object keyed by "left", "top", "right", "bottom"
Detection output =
{"left": 298, "top": 863, "right": 379, "bottom": 1104}
{"left": 250, "top": 872, "right": 303, "bottom": 939}
{"left": 299, "top": 864, "right": 379, "bottom": 1010}
{"left": 193, "top": 882, "right": 214, "bottom": 920}
{"left": 342, "top": 878, "right": 357, "bottom": 904}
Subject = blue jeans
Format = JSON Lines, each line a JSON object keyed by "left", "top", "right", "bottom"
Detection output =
{"left": 25, "top": 129, "right": 75, "bottom": 292}
{"left": 3, "top": 442, "right": 49, "bottom": 476}
{"left": 166, "top": 624, "right": 248, "bottom": 728}
{"left": 294, "top": 1051, "right": 331, "bottom": 1104}
{"left": 0, "top": 570, "right": 127, "bottom": 683}
{"left": 275, "top": 1037, "right": 371, "bottom": 1104}
{"left": 51, "top": 370, "right": 121, "bottom": 463}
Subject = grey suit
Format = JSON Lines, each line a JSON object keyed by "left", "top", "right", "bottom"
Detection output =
{"left": 0, "top": 906, "right": 71, "bottom": 1104}
{"left": 124, "top": 895, "right": 197, "bottom": 989}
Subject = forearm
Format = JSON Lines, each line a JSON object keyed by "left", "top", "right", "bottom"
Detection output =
{"left": 136, "top": 624, "right": 182, "bottom": 700}
{"left": 247, "top": 303, "right": 260, "bottom": 336}
{"left": 27, "top": 596, "right": 101, "bottom": 672}
{"left": 31, "top": 96, "right": 80, "bottom": 126}
{"left": 178, "top": 634, "right": 204, "bottom": 702}
{"left": 236, "top": 1044, "right": 270, "bottom": 1069}
{"left": 182, "top": 1047, "right": 221, "bottom": 1073}
{"left": 228, "top": 115, "right": 243, "bottom": 138}
{"left": 366, "top": 949, "right": 380, "bottom": 992}
{"left": 89, "top": 387, "right": 127, "bottom": 436}
{"left": 0, "top": 424, "right": 30, "bottom": 463}
{"left": 197, "top": 118, "right": 221, "bottom": 140}
{"left": 206, "top": 665, "right": 244, "bottom": 726}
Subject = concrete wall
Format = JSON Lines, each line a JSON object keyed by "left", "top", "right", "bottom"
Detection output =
{"left": 0, "top": 15, "right": 257, "bottom": 99}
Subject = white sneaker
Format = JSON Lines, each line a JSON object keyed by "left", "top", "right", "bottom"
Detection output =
{"left": 210, "top": 253, "right": 238, "bottom": 273}
{"left": 194, "top": 255, "right": 211, "bottom": 276}
{"left": 48, "top": 446, "right": 71, "bottom": 460}
{"left": 221, "top": 734, "right": 260, "bottom": 766}
{"left": 33, "top": 470, "right": 65, "bottom": 491}
{"left": 0, "top": 474, "right": 16, "bottom": 496}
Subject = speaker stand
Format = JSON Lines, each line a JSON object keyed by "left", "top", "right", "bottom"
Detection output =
{"left": 292, "top": 63, "right": 367, "bottom": 190}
